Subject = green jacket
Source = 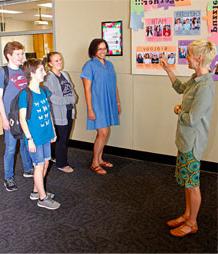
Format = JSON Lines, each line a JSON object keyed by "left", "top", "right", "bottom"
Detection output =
{"left": 173, "top": 73, "right": 215, "bottom": 161}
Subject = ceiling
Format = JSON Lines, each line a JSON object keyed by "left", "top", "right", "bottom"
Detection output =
{"left": 0, "top": 0, "right": 53, "bottom": 22}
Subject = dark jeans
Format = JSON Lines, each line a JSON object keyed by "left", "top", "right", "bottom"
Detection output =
{"left": 52, "top": 110, "right": 73, "bottom": 168}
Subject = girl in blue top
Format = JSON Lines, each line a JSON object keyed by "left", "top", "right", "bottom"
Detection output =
{"left": 81, "top": 39, "right": 121, "bottom": 175}
{"left": 19, "top": 59, "right": 60, "bottom": 210}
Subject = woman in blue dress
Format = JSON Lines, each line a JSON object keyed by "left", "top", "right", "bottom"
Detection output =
{"left": 81, "top": 39, "right": 121, "bottom": 175}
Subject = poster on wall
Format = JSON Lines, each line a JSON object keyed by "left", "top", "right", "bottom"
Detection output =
{"left": 130, "top": 0, "right": 192, "bottom": 31}
{"left": 205, "top": 0, "right": 218, "bottom": 46}
{"left": 174, "top": 10, "right": 201, "bottom": 35}
{"left": 142, "top": 0, "right": 192, "bottom": 11}
{"left": 178, "top": 40, "right": 194, "bottom": 64}
{"left": 102, "top": 21, "right": 123, "bottom": 56}
{"left": 136, "top": 45, "right": 176, "bottom": 69}
{"left": 145, "top": 18, "right": 173, "bottom": 41}
{"left": 131, "top": 0, "right": 212, "bottom": 76}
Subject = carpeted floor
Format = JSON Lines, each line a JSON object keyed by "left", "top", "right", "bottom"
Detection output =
{"left": 0, "top": 141, "right": 217, "bottom": 253}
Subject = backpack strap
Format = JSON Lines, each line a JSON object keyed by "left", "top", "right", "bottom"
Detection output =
{"left": 2, "top": 66, "right": 9, "bottom": 97}
{"left": 40, "top": 85, "right": 50, "bottom": 97}
{"left": 40, "top": 85, "right": 51, "bottom": 104}
{"left": 24, "top": 87, "right": 33, "bottom": 120}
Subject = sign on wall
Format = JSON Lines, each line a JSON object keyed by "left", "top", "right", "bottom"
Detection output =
{"left": 102, "top": 21, "right": 123, "bottom": 56}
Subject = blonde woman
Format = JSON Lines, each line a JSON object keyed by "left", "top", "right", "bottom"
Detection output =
{"left": 44, "top": 52, "right": 77, "bottom": 173}
{"left": 160, "top": 40, "right": 216, "bottom": 237}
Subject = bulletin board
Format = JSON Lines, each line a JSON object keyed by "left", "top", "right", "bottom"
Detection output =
{"left": 130, "top": 0, "right": 218, "bottom": 78}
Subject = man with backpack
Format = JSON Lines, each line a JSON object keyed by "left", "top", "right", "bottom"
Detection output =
{"left": 0, "top": 41, "right": 33, "bottom": 191}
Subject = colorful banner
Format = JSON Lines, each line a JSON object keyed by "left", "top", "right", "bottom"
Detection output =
{"left": 145, "top": 18, "right": 173, "bottom": 41}
{"left": 204, "top": 0, "right": 218, "bottom": 45}
{"left": 174, "top": 10, "right": 201, "bottom": 36}
{"left": 130, "top": 0, "right": 193, "bottom": 30}
{"left": 136, "top": 45, "right": 176, "bottom": 69}
{"left": 175, "top": 0, "right": 191, "bottom": 7}
{"left": 142, "top": 0, "right": 191, "bottom": 10}
{"left": 178, "top": 40, "right": 193, "bottom": 64}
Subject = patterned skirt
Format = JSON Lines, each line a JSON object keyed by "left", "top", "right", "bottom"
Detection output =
{"left": 175, "top": 151, "right": 200, "bottom": 188}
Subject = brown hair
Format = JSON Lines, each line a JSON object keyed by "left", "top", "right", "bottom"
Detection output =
{"left": 3, "top": 41, "right": 24, "bottom": 62}
{"left": 88, "top": 38, "right": 109, "bottom": 58}
{"left": 22, "top": 58, "right": 42, "bottom": 83}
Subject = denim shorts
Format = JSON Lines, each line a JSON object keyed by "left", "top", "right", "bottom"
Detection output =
{"left": 175, "top": 150, "right": 200, "bottom": 188}
{"left": 29, "top": 142, "right": 51, "bottom": 167}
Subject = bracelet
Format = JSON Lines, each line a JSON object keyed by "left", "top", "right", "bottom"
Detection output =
{"left": 27, "top": 137, "right": 33, "bottom": 141}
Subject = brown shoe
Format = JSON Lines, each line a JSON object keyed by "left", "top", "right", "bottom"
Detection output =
{"left": 99, "top": 161, "right": 113, "bottom": 168}
{"left": 167, "top": 215, "right": 188, "bottom": 228}
{"left": 58, "top": 166, "right": 74, "bottom": 173}
{"left": 170, "top": 221, "right": 198, "bottom": 237}
{"left": 90, "top": 165, "right": 107, "bottom": 175}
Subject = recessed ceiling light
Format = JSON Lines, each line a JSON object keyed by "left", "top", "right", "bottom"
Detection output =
{"left": 0, "top": 10, "right": 23, "bottom": 14}
{"left": 34, "top": 14, "right": 52, "bottom": 19}
{"left": 38, "top": 3, "right": 52, "bottom": 8}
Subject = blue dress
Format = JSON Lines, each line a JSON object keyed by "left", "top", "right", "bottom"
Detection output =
{"left": 81, "top": 57, "right": 119, "bottom": 130}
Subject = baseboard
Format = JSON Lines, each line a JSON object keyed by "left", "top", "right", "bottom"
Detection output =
{"left": 68, "top": 140, "right": 218, "bottom": 173}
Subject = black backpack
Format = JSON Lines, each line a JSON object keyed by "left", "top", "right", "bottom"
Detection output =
{"left": 8, "top": 86, "right": 49, "bottom": 139}
{"left": 8, "top": 87, "right": 33, "bottom": 139}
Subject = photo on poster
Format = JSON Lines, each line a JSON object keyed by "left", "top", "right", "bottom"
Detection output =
{"left": 178, "top": 40, "right": 194, "bottom": 64}
{"left": 174, "top": 10, "right": 201, "bottom": 36}
{"left": 145, "top": 18, "right": 173, "bottom": 41}
{"left": 136, "top": 46, "right": 176, "bottom": 69}
{"left": 210, "top": 48, "right": 218, "bottom": 81}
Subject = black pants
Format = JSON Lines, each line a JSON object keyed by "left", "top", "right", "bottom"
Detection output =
{"left": 52, "top": 110, "right": 73, "bottom": 168}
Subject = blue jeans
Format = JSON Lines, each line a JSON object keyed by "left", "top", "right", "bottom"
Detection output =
{"left": 4, "top": 130, "right": 33, "bottom": 180}
{"left": 29, "top": 142, "right": 51, "bottom": 167}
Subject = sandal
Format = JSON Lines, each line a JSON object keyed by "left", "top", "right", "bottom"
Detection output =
{"left": 99, "top": 161, "right": 113, "bottom": 168}
{"left": 170, "top": 221, "right": 198, "bottom": 237}
{"left": 166, "top": 215, "right": 188, "bottom": 228}
{"left": 90, "top": 165, "right": 107, "bottom": 175}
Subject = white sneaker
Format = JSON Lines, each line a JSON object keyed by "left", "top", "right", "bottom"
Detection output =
{"left": 57, "top": 166, "right": 74, "bottom": 173}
